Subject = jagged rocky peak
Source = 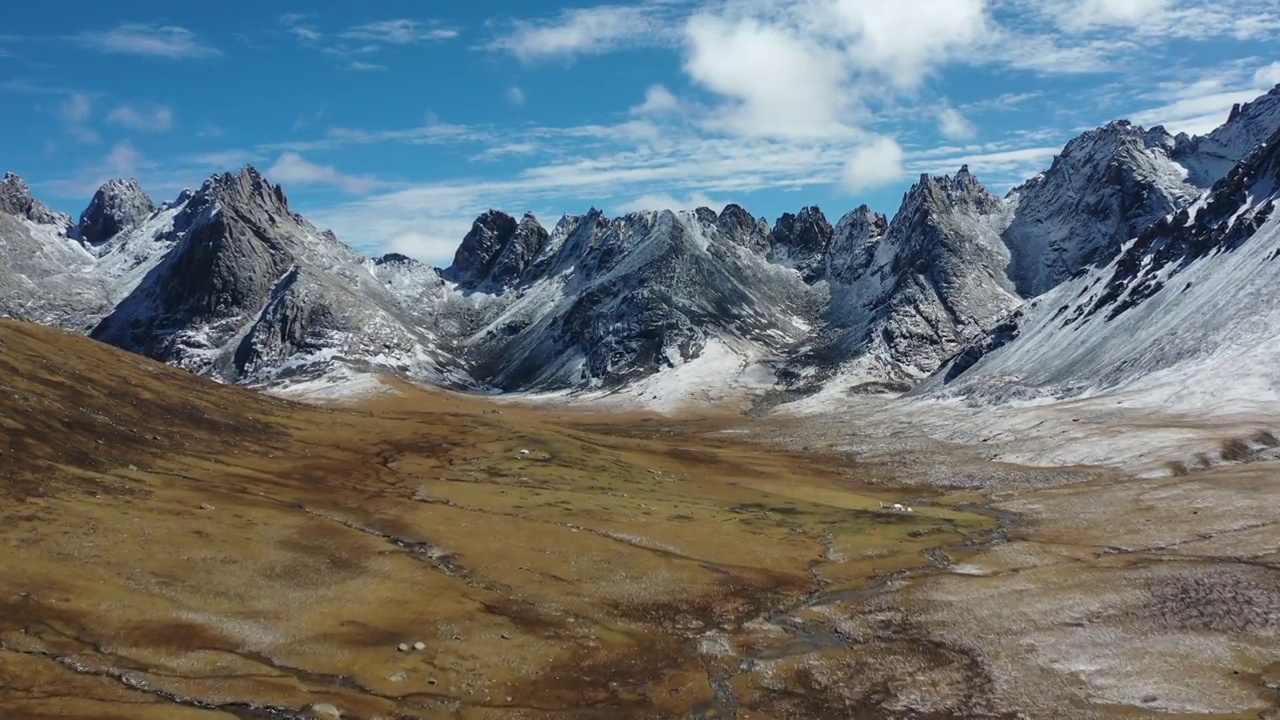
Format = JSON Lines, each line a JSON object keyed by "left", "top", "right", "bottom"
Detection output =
{"left": 196, "top": 165, "right": 290, "bottom": 213}
{"left": 77, "top": 178, "right": 156, "bottom": 245}
{"left": 904, "top": 165, "right": 1004, "bottom": 220}
{"left": 1177, "top": 83, "right": 1280, "bottom": 186}
{"left": 0, "top": 172, "right": 71, "bottom": 228}
{"left": 716, "top": 203, "right": 771, "bottom": 253}
{"left": 770, "top": 206, "right": 834, "bottom": 282}
{"left": 449, "top": 209, "right": 550, "bottom": 290}
{"left": 828, "top": 204, "right": 889, "bottom": 284}
{"left": 1003, "top": 118, "right": 1199, "bottom": 297}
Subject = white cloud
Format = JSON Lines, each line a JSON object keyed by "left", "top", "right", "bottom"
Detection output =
{"left": 684, "top": 14, "right": 850, "bottom": 139}
{"left": 348, "top": 61, "right": 387, "bottom": 72}
{"left": 59, "top": 93, "right": 98, "bottom": 143}
{"left": 106, "top": 141, "right": 144, "bottom": 176}
{"left": 106, "top": 103, "right": 174, "bottom": 133}
{"left": 280, "top": 14, "right": 323, "bottom": 42}
{"left": 381, "top": 230, "right": 473, "bottom": 266}
{"left": 61, "top": 93, "right": 93, "bottom": 124}
{"left": 632, "top": 84, "right": 680, "bottom": 115}
{"left": 341, "top": 19, "right": 457, "bottom": 44}
{"left": 506, "top": 86, "right": 526, "bottom": 106}
{"left": 937, "top": 106, "right": 977, "bottom": 140}
{"left": 824, "top": 0, "right": 990, "bottom": 89}
{"left": 72, "top": 24, "right": 220, "bottom": 59}
{"left": 491, "top": 5, "right": 669, "bottom": 61}
{"left": 841, "top": 136, "right": 905, "bottom": 193}
{"left": 615, "top": 191, "right": 727, "bottom": 214}
{"left": 1130, "top": 62, "right": 1280, "bottom": 135}
{"left": 1256, "top": 62, "right": 1280, "bottom": 88}
{"left": 1053, "top": 0, "right": 1170, "bottom": 30}
{"left": 266, "top": 152, "right": 383, "bottom": 194}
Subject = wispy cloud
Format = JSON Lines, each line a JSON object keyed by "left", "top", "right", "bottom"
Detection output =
{"left": 347, "top": 61, "right": 387, "bottom": 72}
{"left": 266, "top": 152, "right": 385, "bottom": 194}
{"left": 341, "top": 19, "right": 458, "bottom": 44}
{"left": 71, "top": 23, "right": 220, "bottom": 59}
{"left": 106, "top": 103, "right": 174, "bottom": 133}
{"left": 937, "top": 106, "right": 978, "bottom": 140}
{"left": 505, "top": 86, "right": 525, "bottom": 106}
{"left": 488, "top": 5, "right": 676, "bottom": 62}
{"left": 280, "top": 14, "right": 324, "bottom": 42}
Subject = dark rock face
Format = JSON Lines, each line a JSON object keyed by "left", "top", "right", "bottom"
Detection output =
{"left": 828, "top": 204, "right": 889, "bottom": 284}
{"left": 1003, "top": 122, "right": 1199, "bottom": 297}
{"left": 716, "top": 204, "right": 772, "bottom": 254}
{"left": 77, "top": 178, "right": 155, "bottom": 245}
{"left": 0, "top": 172, "right": 71, "bottom": 228}
{"left": 447, "top": 211, "right": 549, "bottom": 291}
{"left": 770, "top": 206, "right": 834, "bottom": 283}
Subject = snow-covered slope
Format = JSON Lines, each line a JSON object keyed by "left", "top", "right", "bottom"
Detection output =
{"left": 922, "top": 124, "right": 1280, "bottom": 412}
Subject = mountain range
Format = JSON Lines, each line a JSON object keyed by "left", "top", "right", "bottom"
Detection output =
{"left": 3, "top": 84, "right": 1279, "bottom": 408}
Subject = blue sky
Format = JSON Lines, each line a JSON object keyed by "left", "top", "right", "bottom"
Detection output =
{"left": 3, "top": 0, "right": 1279, "bottom": 265}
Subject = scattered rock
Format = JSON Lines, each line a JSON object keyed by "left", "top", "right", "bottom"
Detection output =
{"left": 198, "top": 503, "right": 215, "bottom": 511}
{"left": 388, "top": 672, "right": 407, "bottom": 683}
{"left": 308, "top": 702, "right": 342, "bottom": 719}
{"left": 1141, "top": 695, "right": 1158, "bottom": 705}
{"left": 413, "top": 641, "right": 426, "bottom": 651}
{"left": 518, "top": 449, "right": 531, "bottom": 457}
{"left": 500, "top": 632, "right": 510, "bottom": 640}
{"left": 397, "top": 642, "right": 410, "bottom": 652}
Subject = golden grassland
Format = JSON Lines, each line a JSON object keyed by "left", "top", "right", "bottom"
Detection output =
{"left": 0, "top": 321, "right": 994, "bottom": 719}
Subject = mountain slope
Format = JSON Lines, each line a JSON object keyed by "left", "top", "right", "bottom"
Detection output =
{"left": 922, "top": 126, "right": 1280, "bottom": 411}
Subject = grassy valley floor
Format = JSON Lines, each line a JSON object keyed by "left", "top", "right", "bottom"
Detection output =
{"left": 3, "top": 319, "right": 1278, "bottom": 719}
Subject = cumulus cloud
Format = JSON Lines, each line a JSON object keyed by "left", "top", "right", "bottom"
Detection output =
{"left": 841, "top": 136, "right": 905, "bottom": 193}
{"left": 685, "top": 14, "right": 850, "bottom": 139}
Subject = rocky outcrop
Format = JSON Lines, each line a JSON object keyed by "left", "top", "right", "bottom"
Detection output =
{"left": 77, "top": 178, "right": 156, "bottom": 245}
{"left": 0, "top": 172, "right": 72, "bottom": 228}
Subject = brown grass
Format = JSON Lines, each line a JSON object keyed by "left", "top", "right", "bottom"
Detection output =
{"left": 0, "top": 321, "right": 992, "bottom": 719}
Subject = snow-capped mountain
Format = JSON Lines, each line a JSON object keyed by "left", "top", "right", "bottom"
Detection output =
{"left": 91, "top": 167, "right": 462, "bottom": 386}
{"left": 1002, "top": 122, "right": 1200, "bottom": 297}
{"left": 3, "top": 85, "right": 1279, "bottom": 405}
{"left": 922, "top": 122, "right": 1280, "bottom": 410}
{"left": 442, "top": 206, "right": 820, "bottom": 390}
{"left": 794, "top": 167, "right": 1020, "bottom": 392}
